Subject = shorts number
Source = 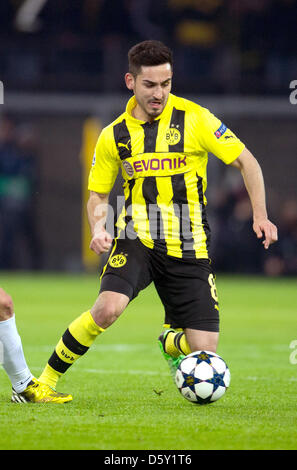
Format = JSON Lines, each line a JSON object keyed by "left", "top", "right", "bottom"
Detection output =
{"left": 208, "top": 274, "right": 218, "bottom": 303}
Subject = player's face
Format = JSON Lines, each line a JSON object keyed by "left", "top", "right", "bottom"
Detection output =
{"left": 125, "top": 63, "right": 172, "bottom": 122}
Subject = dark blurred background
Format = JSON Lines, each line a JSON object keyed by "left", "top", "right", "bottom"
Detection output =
{"left": 0, "top": 0, "right": 296, "bottom": 276}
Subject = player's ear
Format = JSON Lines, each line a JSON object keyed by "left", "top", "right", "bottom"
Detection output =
{"left": 125, "top": 73, "right": 135, "bottom": 91}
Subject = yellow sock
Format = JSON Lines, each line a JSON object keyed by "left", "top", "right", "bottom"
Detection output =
{"left": 39, "top": 364, "right": 62, "bottom": 389}
{"left": 177, "top": 332, "right": 191, "bottom": 355}
{"left": 164, "top": 331, "right": 191, "bottom": 357}
{"left": 39, "top": 310, "right": 104, "bottom": 388}
{"left": 164, "top": 331, "right": 180, "bottom": 358}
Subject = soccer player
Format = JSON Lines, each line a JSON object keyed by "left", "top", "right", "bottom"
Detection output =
{"left": 0, "top": 287, "right": 72, "bottom": 403}
{"left": 39, "top": 40, "right": 277, "bottom": 391}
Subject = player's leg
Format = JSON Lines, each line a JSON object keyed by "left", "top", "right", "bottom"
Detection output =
{"left": 159, "top": 328, "right": 190, "bottom": 357}
{"left": 90, "top": 289, "right": 130, "bottom": 329}
{"left": 39, "top": 237, "right": 152, "bottom": 390}
{"left": 156, "top": 259, "right": 220, "bottom": 377}
{"left": 159, "top": 328, "right": 218, "bottom": 363}
{"left": 183, "top": 328, "right": 219, "bottom": 353}
{"left": 38, "top": 290, "right": 129, "bottom": 389}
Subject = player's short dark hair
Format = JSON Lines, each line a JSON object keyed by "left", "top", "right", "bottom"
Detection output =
{"left": 128, "top": 40, "right": 173, "bottom": 76}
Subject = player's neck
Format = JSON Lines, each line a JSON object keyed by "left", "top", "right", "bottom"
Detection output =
{"left": 132, "top": 104, "right": 155, "bottom": 123}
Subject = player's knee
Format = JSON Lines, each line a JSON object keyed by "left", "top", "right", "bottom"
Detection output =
{"left": 93, "top": 304, "right": 121, "bottom": 328}
{"left": 91, "top": 295, "right": 126, "bottom": 329}
{"left": 0, "top": 290, "right": 14, "bottom": 320}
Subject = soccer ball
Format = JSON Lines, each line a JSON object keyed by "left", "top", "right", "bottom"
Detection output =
{"left": 175, "top": 350, "right": 230, "bottom": 404}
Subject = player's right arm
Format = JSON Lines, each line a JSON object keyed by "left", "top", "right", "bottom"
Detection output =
{"left": 87, "top": 126, "right": 121, "bottom": 255}
{"left": 87, "top": 191, "right": 113, "bottom": 255}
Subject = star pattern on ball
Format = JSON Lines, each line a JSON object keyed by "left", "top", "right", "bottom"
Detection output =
{"left": 206, "top": 371, "right": 226, "bottom": 392}
{"left": 176, "top": 351, "right": 230, "bottom": 405}
{"left": 182, "top": 370, "right": 200, "bottom": 393}
{"left": 196, "top": 352, "right": 212, "bottom": 364}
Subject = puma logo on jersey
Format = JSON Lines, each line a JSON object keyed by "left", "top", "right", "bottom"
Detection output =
{"left": 118, "top": 140, "right": 131, "bottom": 151}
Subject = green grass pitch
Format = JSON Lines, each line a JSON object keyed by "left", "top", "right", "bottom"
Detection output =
{"left": 0, "top": 272, "right": 296, "bottom": 450}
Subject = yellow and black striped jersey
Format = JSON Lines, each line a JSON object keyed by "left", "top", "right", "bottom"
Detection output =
{"left": 88, "top": 93, "right": 245, "bottom": 259}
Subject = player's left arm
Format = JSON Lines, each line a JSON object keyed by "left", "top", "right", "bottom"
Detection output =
{"left": 230, "top": 147, "right": 278, "bottom": 249}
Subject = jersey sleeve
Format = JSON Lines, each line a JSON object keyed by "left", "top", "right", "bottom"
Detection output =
{"left": 88, "top": 127, "right": 120, "bottom": 194}
{"left": 198, "top": 107, "right": 245, "bottom": 164}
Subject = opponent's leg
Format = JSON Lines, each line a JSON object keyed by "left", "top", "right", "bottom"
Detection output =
{"left": 0, "top": 290, "right": 33, "bottom": 393}
{"left": 39, "top": 291, "right": 129, "bottom": 389}
{"left": 0, "top": 288, "right": 71, "bottom": 403}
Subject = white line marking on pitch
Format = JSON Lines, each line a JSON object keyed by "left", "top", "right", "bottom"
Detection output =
{"left": 26, "top": 344, "right": 156, "bottom": 353}
{"left": 30, "top": 366, "right": 168, "bottom": 377}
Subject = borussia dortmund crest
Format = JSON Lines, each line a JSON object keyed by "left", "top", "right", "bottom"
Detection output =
{"left": 109, "top": 252, "right": 128, "bottom": 268}
{"left": 165, "top": 127, "right": 181, "bottom": 145}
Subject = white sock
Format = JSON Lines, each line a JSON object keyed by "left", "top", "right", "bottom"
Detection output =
{"left": 0, "top": 315, "right": 33, "bottom": 393}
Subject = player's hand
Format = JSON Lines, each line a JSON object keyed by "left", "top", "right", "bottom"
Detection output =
{"left": 253, "top": 218, "right": 278, "bottom": 249}
{"left": 89, "top": 229, "right": 113, "bottom": 255}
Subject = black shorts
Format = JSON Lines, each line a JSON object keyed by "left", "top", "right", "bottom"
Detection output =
{"left": 99, "top": 237, "right": 219, "bottom": 332}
